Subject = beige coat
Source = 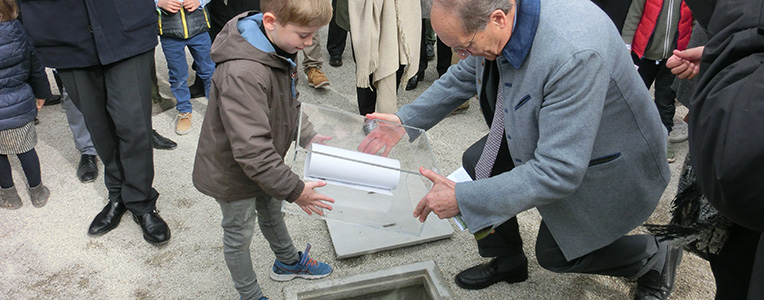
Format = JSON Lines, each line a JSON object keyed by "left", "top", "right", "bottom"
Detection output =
{"left": 348, "top": 0, "right": 421, "bottom": 113}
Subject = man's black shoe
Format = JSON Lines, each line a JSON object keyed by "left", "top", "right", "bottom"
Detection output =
{"left": 455, "top": 258, "right": 528, "bottom": 290}
{"left": 76, "top": 154, "right": 98, "bottom": 183}
{"left": 87, "top": 201, "right": 127, "bottom": 236}
{"left": 329, "top": 56, "right": 343, "bottom": 67}
{"left": 45, "top": 95, "right": 62, "bottom": 106}
{"left": 133, "top": 210, "right": 171, "bottom": 245}
{"left": 152, "top": 130, "right": 177, "bottom": 150}
{"left": 405, "top": 72, "right": 425, "bottom": 91}
{"left": 188, "top": 81, "right": 205, "bottom": 98}
{"left": 405, "top": 76, "right": 419, "bottom": 90}
{"left": 635, "top": 246, "right": 683, "bottom": 300}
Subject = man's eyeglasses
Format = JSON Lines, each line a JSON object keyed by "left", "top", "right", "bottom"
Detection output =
{"left": 453, "top": 30, "right": 478, "bottom": 58}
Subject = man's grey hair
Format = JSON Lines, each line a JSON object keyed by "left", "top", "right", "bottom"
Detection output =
{"left": 433, "top": 0, "right": 513, "bottom": 34}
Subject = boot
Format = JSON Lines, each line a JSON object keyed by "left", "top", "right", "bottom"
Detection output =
{"left": 0, "top": 186, "right": 22, "bottom": 209}
{"left": 29, "top": 183, "right": 50, "bottom": 208}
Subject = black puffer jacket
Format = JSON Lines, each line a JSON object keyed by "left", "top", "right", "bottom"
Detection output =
{"left": 0, "top": 20, "right": 51, "bottom": 131}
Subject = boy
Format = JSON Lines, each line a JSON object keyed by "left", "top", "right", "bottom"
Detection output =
{"left": 192, "top": 1, "right": 334, "bottom": 299}
{"left": 156, "top": 0, "right": 216, "bottom": 135}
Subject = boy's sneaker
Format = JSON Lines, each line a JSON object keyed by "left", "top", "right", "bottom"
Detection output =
{"left": 306, "top": 67, "right": 330, "bottom": 89}
{"left": 668, "top": 120, "right": 688, "bottom": 143}
{"left": 270, "top": 243, "right": 332, "bottom": 281}
{"left": 175, "top": 112, "right": 192, "bottom": 135}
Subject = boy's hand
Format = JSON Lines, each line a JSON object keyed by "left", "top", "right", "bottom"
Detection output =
{"left": 308, "top": 134, "right": 332, "bottom": 145}
{"left": 295, "top": 181, "right": 334, "bottom": 216}
{"left": 157, "top": 0, "right": 182, "bottom": 13}
{"left": 357, "top": 113, "right": 405, "bottom": 157}
{"left": 183, "top": 0, "right": 201, "bottom": 12}
{"left": 36, "top": 98, "right": 45, "bottom": 111}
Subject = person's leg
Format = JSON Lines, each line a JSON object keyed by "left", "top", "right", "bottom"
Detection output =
{"left": 186, "top": 33, "right": 216, "bottom": 98}
{"left": 101, "top": 50, "right": 158, "bottom": 215}
{"left": 708, "top": 224, "right": 760, "bottom": 299}
{"left": 59, "top": 66, "right": 123, "bottom": 204}
{"left": 303, "top": 34, "right": 329, "bottom": 88}
{"left": 634, "top": 56, "right": 659, "bottom": 91}
{"left": 436, "top": 36, "right": 452, "bottom": 77}
{"left": 0, "top": 154, "right": 12, "bottom": 189}
{"left": 535, "top": 221, "right": 665, "bottom": 277}
{"left": 653, "top": 60, "right": 677, "bottom": 133}
{"left": 406, "top": 19, "right": 428, "bottom": 91}
{"left": 16, "top": 149, "right": 41, "bottom": 188}
{"left": 456, "top": 136, "right": 526, "bottom": 289}
{"left": 302, "top": 34, "right": 323, "bottom": 71}
{"left": 62, "top": 88, "right": 97, "bottom": 156}
{"left": 62, "top": 87, "right": 99, "bottom": 183}
{"left": 255, "top": 194, "right": 300, "bottom": 264}
{"left": 17, "top": 148, "right": 49, "bottom": 207}
{"left": 326, "top": 0, "right": 347, "bottom": 66}
{"left": 536, "top": 220, "right": 682, "bottom": 299}
{"left": 160, "top": 37, "right": 193, "bottom": 114}
{"left": 0, "top": 154, "right": 22, "bottom": 209}
{"left": 217, "top": 197, "right": 266, "bottom": 300}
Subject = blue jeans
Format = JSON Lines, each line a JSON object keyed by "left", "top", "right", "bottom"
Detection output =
{"left": 160, "top": 33, "right": 215, "bottom": 113}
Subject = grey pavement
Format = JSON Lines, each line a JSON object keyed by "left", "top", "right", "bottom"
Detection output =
{"left": 0, "top": 29, "right": 715, "bottom": 299}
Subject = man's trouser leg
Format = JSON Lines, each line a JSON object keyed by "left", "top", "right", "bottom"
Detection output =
{"left": 58, "top": 50, "right": 158, "bottom": 214}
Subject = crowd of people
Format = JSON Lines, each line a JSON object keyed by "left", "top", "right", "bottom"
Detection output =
{"left": 1, "top": 0, "right": 761, "bottom": 299}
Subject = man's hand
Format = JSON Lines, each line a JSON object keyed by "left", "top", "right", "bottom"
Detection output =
{"left": 357, "top": 113, "right": 405, "bottom": 157}
{"left": 157, "top": 0, "right": 182, "bottom": 13}
{"left": 36, "top": 98, "right": 45, "bottom": 111}
{"left": 308, "top": 134, "right": 332, "bottom": 146}
{"left": 183, "top": 0, "right": 201, "bottom": 12}
{"left": 295, "top": 181, "right": 335, "bottom": 216}
{"left": 665, "top": 46, "right": 704, "bottom": 80}
{"left": 413, "top": 167, "right": 460, "bottom": 222}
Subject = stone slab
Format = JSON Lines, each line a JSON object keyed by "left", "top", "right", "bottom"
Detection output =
{"left": 327, "top": 217, "right": 454, "bottom": 259}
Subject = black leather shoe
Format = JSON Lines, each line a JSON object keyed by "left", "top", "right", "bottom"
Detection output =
{"left": 329, "top": 56, "right": 342, "bottom": 67}
{"left": 88, "top": 201, "right": 127, "bottom": 236}
{"left": 635, "top": 246, "right": 683, "bottom": 300}
{"left": 77, "top": 154, "right": 98, "bottom": 183}
{"left": 45, "top": 95, "right": 62, "bottom": 106}
{"left": 405, "top": 76, "right": 419, "bottom": 91}
{"left": 188, "top": 81, "right": 205, "bottom": 98}
{"left": 133, "top": 210, "right": 171, "bottom": 245}
{"left": 152, "top": 130, "right": 177, "bottom": 150}
{"left": 455, "top": 258, "right": 528, "bottom": 290}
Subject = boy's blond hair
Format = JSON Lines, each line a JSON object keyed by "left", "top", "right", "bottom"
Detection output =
{"left": 261, "top": 0, "right": 332, "bottom": 28}
{"left": 0, "top": 0, "right": 19, "bottom": 22}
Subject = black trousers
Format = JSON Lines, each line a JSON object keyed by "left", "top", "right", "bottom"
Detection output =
{"left": 58, "top": 50, "right": 159, "bottom": 215}
{"left": 326, "top": 0, "right": 347, "bottom": 59}
{"left": 462, "top": 133, "right": 663, "bottom": 278}
{"left": 633, "top": 54, "right": 676, "bottom": 133}
{"left": 436, "top": 37, "right": 453, "bottom": 77}
{"left": 709, "top": 225, "right": 763, "bottom": 299}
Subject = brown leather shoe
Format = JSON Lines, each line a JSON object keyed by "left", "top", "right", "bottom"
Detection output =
{"left": 306, "top": 67, "right": 330, "bottom": 89}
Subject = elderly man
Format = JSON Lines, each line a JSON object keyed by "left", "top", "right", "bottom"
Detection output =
{"left": 361, "top": 0, "right": 679, "bottom": 298}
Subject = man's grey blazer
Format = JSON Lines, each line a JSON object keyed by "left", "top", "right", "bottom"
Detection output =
{"left": 397, "top": 0, "right": 671, "bottom": 260}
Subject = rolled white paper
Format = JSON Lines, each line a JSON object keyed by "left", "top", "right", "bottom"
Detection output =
{"left": 305, "top": 143, "right": 401, "bottom": 195}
